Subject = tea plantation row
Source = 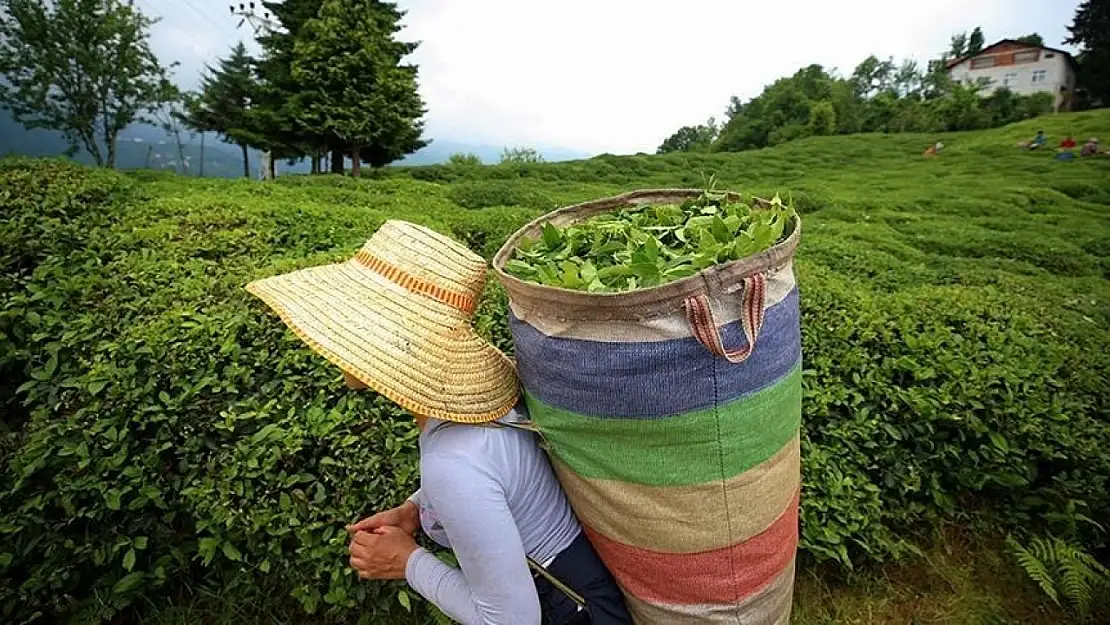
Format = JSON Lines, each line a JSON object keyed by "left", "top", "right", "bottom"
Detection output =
{"left": 2, "top": 110, "right": 1109, "bottom": 623}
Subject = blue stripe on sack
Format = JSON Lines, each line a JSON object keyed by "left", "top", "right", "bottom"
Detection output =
{"left": 511, "top": 287, "right": 801, "bottom": 418}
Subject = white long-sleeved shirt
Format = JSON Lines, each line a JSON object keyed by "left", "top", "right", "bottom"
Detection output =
{"left": 404, "top": 407, "right": 581, "bottom": 625}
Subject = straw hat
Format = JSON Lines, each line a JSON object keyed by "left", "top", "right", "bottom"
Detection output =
{"left": 246, "top": 220, "right": 519, "bottom": 423}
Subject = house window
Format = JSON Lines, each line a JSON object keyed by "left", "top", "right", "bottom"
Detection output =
{"left": 1031, "top": 70, "right": 1047, "bottom": 84}
{"left": 970, "top": 56, "right": 996, "bottom": 69}
{"left": 1014, "top": 50, "right": 1040, "bottom": 63}
{"left": 1002, "top": 72, "right": 1018, "bottom": 87}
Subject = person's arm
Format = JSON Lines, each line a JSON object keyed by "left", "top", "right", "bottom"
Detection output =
{"left": 405, "top": 452, "right": 541, "bottom": 625}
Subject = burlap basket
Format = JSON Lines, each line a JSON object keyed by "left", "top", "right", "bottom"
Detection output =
{"left": 493, "top": 189, "right": 802, "bottom": 624}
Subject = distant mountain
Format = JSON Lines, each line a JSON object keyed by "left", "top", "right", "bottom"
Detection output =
{"left": 401, "top": 139, "right": 589, "bottom": 165}
{"left": 1, "top": 108, "right": 589, "bottom": 173}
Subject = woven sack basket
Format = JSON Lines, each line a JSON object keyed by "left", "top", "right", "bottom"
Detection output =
{"left": 493, "top": 189, "right": 802, "bottom": 625}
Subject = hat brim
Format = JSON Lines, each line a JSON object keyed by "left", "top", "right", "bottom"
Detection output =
{"left": 247, "top": 259, "right": 518, "bottom": 423}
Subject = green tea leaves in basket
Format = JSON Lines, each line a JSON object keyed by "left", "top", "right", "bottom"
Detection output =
{"left": 504, "top": 190, "right": 796, "bottom": 293}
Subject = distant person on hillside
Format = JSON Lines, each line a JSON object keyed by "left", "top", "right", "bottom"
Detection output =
{"left": 246, "top": 221, "right": 632, "bottom": 625}
{"left": 1020, "top": 130, "right": 1047, "bottom": 150}
{"left": 1081, "top": 137, "right": 1102, "bottom": 157}
{"left": 923, "top": 141, "right": 943, "bottom": 157}
{"left": 1056, "top": 136, "right": 1078, "bottom": 160}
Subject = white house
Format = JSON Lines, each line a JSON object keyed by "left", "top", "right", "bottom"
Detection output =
{"left": 946, "top": 39, "right": 1078, "bottom": 111}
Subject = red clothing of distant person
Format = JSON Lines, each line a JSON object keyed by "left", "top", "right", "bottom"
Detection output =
{"left": 1060, "top": 137, "right": 1077, "bottom": 149}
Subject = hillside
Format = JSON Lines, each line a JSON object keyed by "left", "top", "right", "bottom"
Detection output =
{"left": 0, "top": 108, "right": 589, "bottom": 173}
{"left": 2, "top": 110, "right": 1109, "bottom": 624}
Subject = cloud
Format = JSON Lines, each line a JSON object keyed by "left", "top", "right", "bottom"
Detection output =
{"left": 148, "top": 0, "right": 1082, "bottom": 154}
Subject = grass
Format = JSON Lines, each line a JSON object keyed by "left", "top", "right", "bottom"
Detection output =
{"left": 794, "top": 529, "right": 1066, "bottom": 625}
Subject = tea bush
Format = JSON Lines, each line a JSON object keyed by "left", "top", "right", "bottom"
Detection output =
{"left": 2, "top": 110, "right": 1110, "bottom": 623}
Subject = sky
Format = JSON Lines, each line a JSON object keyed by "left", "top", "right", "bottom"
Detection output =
{"left": 145, "top": 0, "right": 1083, "bottom": 155}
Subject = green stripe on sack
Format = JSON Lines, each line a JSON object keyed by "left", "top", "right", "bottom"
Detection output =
{"left": 526, "top": 364, "right": 802, "bottom": 487}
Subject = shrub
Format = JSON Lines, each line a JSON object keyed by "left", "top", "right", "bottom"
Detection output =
{"left": 499, "top": 146, "right": 544, "bottom": 164}
{"left": 446, "top": 152, "right": 482, "bottom": 167}
{"left": 2, "top": 111, "right": 1109, "bottom": 622}
{"left": 446, "top": 180, "right": 554, "bottom": 211}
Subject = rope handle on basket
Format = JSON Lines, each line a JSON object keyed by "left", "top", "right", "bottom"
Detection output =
{"left": 684, "top": 273, "right": 767, "bottom": 364}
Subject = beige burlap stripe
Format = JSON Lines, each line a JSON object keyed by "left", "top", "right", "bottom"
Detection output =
{"left": 552, "top": 436, "right": 800, "bottom": 553}
{"left": 510, "top": 261, "right": 796, "bottom": 342}
{"left": 622, "top": 557, "right": 794, "bottom": 625}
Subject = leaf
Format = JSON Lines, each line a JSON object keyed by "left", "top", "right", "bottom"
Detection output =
{"left": 133, "top": 536, "right": 148, "bottom": 550}
{"left": 221, "top": 541, "right": 242, "bottom": 562}
{"left": 541, "top": 222, "right": 562, "bottom": 250}
{"left": 198, "top": 537, "right": 218, "bottom": 565}
{"left": 88, "top": 379, "right": 107, "bottom": 395}
{"left": 105, "top": 491, "right": 122, "bottom": 511}
{"left": 112, "top": 572, "right": 144, "bottom": 595}
{"left": 711, "top": 215, "right": 732, "bottom": 242}
{"left": 44, "top": 354, "right": 58, "bottom": 377}
{"left": 397, "top": 589, "right": 412, "bottom": 612}
{"left": 122, "top": 548, "right": 136, "bottom": 571}
{"left": 643, "top": 235, "right": 660, "bottom": 262}
{"left": 560, "top": 260, "right": 582, "bottom": 289}
{"left": 988, "top": 431, "right": 1010, "bottom": 452}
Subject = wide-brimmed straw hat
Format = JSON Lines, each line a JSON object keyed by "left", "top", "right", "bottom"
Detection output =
{"left": 246, "top": 220, "right": 518, "bottom": 423}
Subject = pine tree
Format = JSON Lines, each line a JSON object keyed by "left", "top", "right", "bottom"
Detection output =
{"left": 290, "top": 0, "right": 427, "bottom": 177}
{"left": 184, "top": 42, "right": 259, "bottom": 177}
{"left": 968, "top": 27, "right": 986, "bottom": 55}
{"left": 254, "top": 0, "right": 334, "bottom": 170}
{"left": 1065, "top": 0, "right": 1110, "bottom": 107}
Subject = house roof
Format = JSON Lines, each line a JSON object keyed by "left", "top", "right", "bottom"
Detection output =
{"left": 945, "top": 39, "right": 1078, "bottom": 71}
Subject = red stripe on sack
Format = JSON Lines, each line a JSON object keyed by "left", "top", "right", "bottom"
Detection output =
{"left": 353, "top": 251, "right": 476, "bottom": 314}
{"left": 584, "top": 491, "right": 799, "bottom": 605}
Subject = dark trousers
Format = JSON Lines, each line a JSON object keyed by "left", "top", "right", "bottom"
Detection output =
{"left": 534, "top": 533, "right": 633, "bottom": 625}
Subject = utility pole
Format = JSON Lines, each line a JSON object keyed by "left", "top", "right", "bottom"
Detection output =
{"left": 229, "top": 2, "right": 279, "bottom": 179}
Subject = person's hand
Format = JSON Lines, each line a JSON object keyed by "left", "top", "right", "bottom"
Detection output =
{"left": 346, "top": 500, "right": 419, "bottom": 536}
{"left": 348, "top": 526, "right": 419, "bottom": 580}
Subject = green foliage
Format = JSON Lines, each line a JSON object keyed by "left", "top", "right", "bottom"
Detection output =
{"left": 2, "top": 110, "right": 1110, "bottom": 622}
{"left": 1066, "top": 0, "right": 1110, "bottom": 108}
{"left": 1014, "top": 33, "right": 1045, "bottom": 47}
{"left": 290, "top": 0, "right": 427, "bottom": 175}
{"left": 504, "top": 191, "right": 796, "bottom": 292}
{"left": 701, "top": 32, "right": 1061, "bottom": 154}
{"left": 446, "top": 152, "right": 482, "bottom": 167}
{"left": 657, "top": 118, "right": 718, "bottom": 153}
{"left": 500, "top": 146, "right": 545, "bottom": 164}
{"left": 968, "top": 27, "right": 986, "bottom": 55}
{"left": 1006, "top": 535, "right": 1110, "bottom": 619}
{"left": 183, "top": 42, "right": 261, "bottom": 178}
{"left": 446, "top": 180, "right": 554, "bottom": 211}
{"left": 0, "top": 0, "right": 177, "bottom": 168}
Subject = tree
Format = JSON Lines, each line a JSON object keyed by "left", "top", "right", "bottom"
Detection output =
{"left": 968, "top": 27, "right": 986, "bottom": 54}
{"left": 248, "top": 0, "right": 346, "bottom": 174}
{"left": 657, "top": 118, "right": 718, "bottom": 153}
{"left": 0, "top": 0, "right": 177, "bottom": 168}
{"left": 1015, "top": 33, "right": 1044, "bottom": 47}
{"left": 949, "top": 32, "right": 969, "bottom": 59}
{"left": 807, "top": 101, "right": 836, "bottom": 136}
{"left": 500, "top": 147, "right": 544, "bottom": 164}
{"left": 183, "top": 42, "right": 261, "bottom": 177}
{"left": 290, "top": 0, "right": 427, "bottom": 177}
{"left": 1065, "top": 0, "right": 1110, "bottom": 108}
